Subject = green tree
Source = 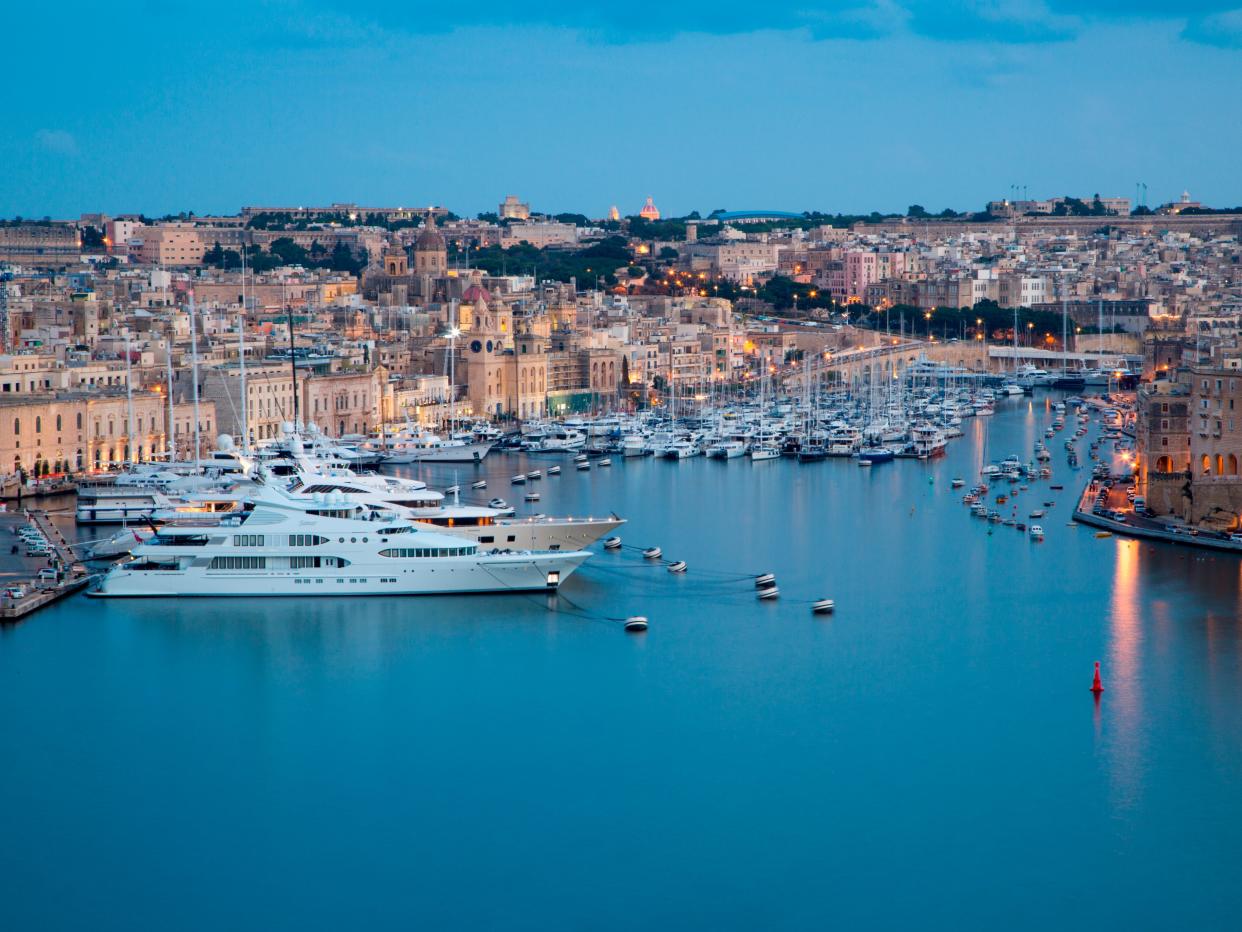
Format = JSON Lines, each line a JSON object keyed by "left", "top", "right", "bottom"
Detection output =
{"left": 268, "top": 237, "right": 309, "bottom": 266}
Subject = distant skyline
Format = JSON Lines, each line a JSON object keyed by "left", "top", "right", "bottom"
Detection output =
{"left": 6, "top": 2, "right": 1241, "bottom": 219}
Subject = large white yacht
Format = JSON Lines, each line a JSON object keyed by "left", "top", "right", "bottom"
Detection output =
{"left": 365, "top": 425, "right": 492, "bottom": 464}
{"left": 90, "top": 489, "right": 589, "bottom": 598}
{"left": 284, "top": 467, "right": 624, "bottom": 551}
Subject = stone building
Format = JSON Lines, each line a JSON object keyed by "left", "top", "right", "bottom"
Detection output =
{"left": 1, "top": 391, "right": 214, "bottom": 476}
{"left": 1139, "top": 362, "right": 1242, "bottom": 528}
{"left": 1135, "top": 378, "right": 1192, "bottom": 516}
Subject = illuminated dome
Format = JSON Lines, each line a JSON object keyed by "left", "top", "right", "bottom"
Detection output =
{"left": 639, "top": 197, "right": 660, "bottom": 221}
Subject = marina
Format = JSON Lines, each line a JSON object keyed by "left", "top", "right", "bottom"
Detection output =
{"left": 5, "top": 396, "right": 1242, "bottom": 928}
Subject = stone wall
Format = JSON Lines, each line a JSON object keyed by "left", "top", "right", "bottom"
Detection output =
{"left": 1188, "top": 477, "right": 1242, "bottom": 529}
{"left": 1143, "top": 472, "right": 1189, "bottom": 520}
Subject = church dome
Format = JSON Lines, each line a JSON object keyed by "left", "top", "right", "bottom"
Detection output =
{"left": 415, "top": 217, "right": 446, "bottom": 251}
{"left": 461, "top": 284, "right": 492, "bottom": 305}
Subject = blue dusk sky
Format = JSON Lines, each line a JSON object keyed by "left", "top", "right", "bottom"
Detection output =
{"left": 5, "top": 1, "right": 1241, "bottom": 219}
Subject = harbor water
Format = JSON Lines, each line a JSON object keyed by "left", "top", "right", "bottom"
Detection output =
{"left": 4, "top": 396, "right": 1242, "bottom": 929}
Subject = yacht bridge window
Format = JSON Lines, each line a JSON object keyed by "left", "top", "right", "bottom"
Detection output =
{"left": 379, "top": 546, "right": 477, "bottom": 558}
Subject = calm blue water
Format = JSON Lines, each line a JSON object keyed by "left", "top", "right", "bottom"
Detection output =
{"left": 4, "top": 397, "right": 1242, "bottom": 930}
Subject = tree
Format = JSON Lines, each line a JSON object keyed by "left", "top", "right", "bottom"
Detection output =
{"left": 268, "top": 237, "right": 309, "bottom": 266}
{"left": 907, "top": 204, "right": 929, "bottom": 218}
{"left": 620, "top": 355, "right": 630, "bottom": 388}
{"left": 658, "top": 246, "right": 679, "bottom": 260}
{"left": 203, "top": 242, "right": 242, "bottom": 269}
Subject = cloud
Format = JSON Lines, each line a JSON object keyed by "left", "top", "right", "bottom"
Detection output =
{"left": 243, "top": 1, "right": 1242, "bottom": 50}
{"left": 34, "top": 129, "right": 78, "bottom": 156}
{"left": 1182, "top": 9, "right": 1242, "bottom": 47}
{"left": 310, "top": 0, "right": 1086, "bottom": 45}
{"left": 300, "top": 0, "right": 1232, "bottom": 46}
{"left": 907, "top": 1, "right": 1079, "bottom": 44}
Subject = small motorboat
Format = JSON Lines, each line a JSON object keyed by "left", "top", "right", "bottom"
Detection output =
{"left": 576, "top": 461, "right": 591, "bottom": 471}
{"left": 488, "top": 498, "right": 509, "bottom": 509}
{"left": 758, "top": 586, "right": 780, "bottom": 600}
{"left": 1094, "top": 531, "right": 1113, "bottom": 538}
{"left": 598, "top": 458, "right": 612, "bottom": 467}
{"left": 643, "top": 546, "right": 663, "bottom": 560}
{"left": 526, "top": 470, "right": 542, "bottom": 480}
{"left": 1029, "top": 510, "right": 1045, "bottom": 519}
{"left": 471, "top": 479, "right": 487, "bottom": 490}
{"left": 624, "top": 616, "right": 648, "bottom": 633}
{"left": 667, "top": 560, "right": 687, "bottom": 574}
{"left": 511, "top": 474, "right": 526, "bottom": 484}
{"left": 445, "top": 485, "right": 461, "bottom": 495}
{"left": 573, "top": 453, "right": 589, "bottom": 463}
{"left": 603, "top": 536, "right": 622, "bottom": 550}
{"left": 811, "top": 598, "right": 835, "bottom": 614}
{"left": 1030, "top": 525, "right": 1045, "bottom": 539}
{"left": 524, "top": 492, "right": 541, "bottom": 502}
{"left": 951, "top": 478, "right": 965, "bottom": 488}
{"left": 547, "top": 466, "right": 561, "bottom": 475}
{"left": 755, "top": 573, "right": 776, "bottom": 588}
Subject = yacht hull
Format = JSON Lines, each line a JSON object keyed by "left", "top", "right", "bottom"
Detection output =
{"left": 380, "top": 442, "right": 493, "bottom": 464}
{"left": 90, "top": 550, "right": 590, "bottom": 598}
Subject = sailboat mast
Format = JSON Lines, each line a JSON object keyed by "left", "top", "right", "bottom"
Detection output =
{"left": 189, "top": 293, "right": 202, "bottom": 471}
{"left": 286, "top": 303, "right": 299, "bottom": 426}
{"left": 124, "top": 330, "right": 136, "bottom": 465}
{"left": 165, "top": 339, "right": 175, "bottom": 463}
{"left": 239, "top": 247, "right": 249, "bottom": 451}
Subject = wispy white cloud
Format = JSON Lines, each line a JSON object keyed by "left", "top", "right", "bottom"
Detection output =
{"left": 1182, "top": 8, "right": 1242, "bottom": 46}
{"left": 34, "top": 129, "right": 78, "bottom": 156}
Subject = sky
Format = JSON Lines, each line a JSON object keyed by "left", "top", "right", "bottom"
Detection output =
{"left": 5, "top": 1, "right": 1241, "bottom": 219}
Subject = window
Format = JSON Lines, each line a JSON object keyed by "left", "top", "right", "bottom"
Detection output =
{"left": 379, "top": 546, "right": 477, "bottom": 558}
{"left": 289, "top": 534, "right": 326, "bottom": 546}
{"left": 290, "top": 556, "right": 322, "bottom": 569}
{"left": 210, "top": 556, "right": 266, "bottom": 569}
{"left": 233, "top": 534, "right": 265, "bottom": 546}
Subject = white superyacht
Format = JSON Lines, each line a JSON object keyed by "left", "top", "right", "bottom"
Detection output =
{"left": 90, "top": 488, "right": 589, "bottom": 598}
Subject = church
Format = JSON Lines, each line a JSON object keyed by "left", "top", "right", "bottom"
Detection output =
{"left": 364, "top": 214, "right": 451, "bottom": 305}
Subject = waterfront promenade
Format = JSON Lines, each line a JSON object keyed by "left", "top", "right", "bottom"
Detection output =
{"left": 1073, "top": 476, "right": 1242, "bottom": 553}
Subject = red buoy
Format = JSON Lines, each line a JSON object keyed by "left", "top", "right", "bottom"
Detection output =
{"left": 1090, "top": 661, "right": 1104, "bottom": 694}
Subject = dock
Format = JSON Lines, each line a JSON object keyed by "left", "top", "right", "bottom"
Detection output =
{"left": 0, "top": 573, "right": 93, "bottom": 622}
{"left": 1073, "top": 479, "right": 1242, "bottom": 554}
{"left": 0, "top": 509, "right": 93, "bottom": 623}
